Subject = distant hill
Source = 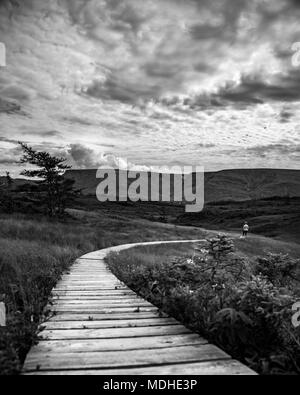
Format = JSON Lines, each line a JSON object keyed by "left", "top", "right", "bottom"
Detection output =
{"left": 64, "top": 168, "right": 300, "bottom": 203}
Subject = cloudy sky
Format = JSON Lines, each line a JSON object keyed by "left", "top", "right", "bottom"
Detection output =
{"left": 0, "top": 0, "right": 300, "bottom": 175}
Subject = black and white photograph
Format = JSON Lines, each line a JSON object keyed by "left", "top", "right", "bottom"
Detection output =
{"left": 0, "top": 0, "right": 299, "bottom": 379}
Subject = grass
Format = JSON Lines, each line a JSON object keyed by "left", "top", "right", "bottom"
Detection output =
{"left": 72, "top": 196, "right": 300, "bottom": 243}
{"left": 0, "top": 211, "right": 206, "bottom": 375}
{"left": 176, "top": 197, "right": 300, "bottom": 244}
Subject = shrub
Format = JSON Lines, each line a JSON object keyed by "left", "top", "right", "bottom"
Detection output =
{"left": 255, "top": 253, "right": 300, "bottom": 291}
{"left": 107, "top": 238, "right": 300, "bottom": 374}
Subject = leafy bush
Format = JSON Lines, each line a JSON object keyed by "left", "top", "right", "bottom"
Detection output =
{"left": 255, "top": 253, "right": 299, "bottom": 291}
{"left": 107, "top": 236, "right": 300, "bottom": 374}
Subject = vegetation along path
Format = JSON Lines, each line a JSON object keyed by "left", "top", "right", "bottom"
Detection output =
{"left": 23, "top": 240, "right": 256, "bottom": 375}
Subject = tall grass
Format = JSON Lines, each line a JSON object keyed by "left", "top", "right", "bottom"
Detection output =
{"left": 0, "top": 216, "right": 101, "bottom": 374}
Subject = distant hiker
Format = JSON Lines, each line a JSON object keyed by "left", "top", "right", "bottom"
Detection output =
{"left": 242, "top": 222, "right": 249, "bottom": 237}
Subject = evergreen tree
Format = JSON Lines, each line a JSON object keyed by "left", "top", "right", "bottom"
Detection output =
{"left": 19, "top": 142, "right": 76, "bottom": 216}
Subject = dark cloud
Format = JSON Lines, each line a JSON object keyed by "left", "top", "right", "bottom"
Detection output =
{"left": 196, "top": 143, "right": 216, "bottom": 148}
{"left": 193, "top": 62, "right": 213, "bottom": 73}
{"left": 189, "top": 24, "right": 225, "bottom": 41}
{"left": 83, "top": 73, "right": 163, "bottom": 104}
{"left": 0, "top": 97, "right": 27, "bottom": 115}
{"left": 68, "top": 144, "right": 98, "bottom": 168}
{"left": 21, "top": 130, "right": 62, "bottom": 138}
{"left": 225, "top": 72, "right": 300, "bottom": 104}
{"left": 1, "top": 85, "right": 32, "bottom": 101}
{"left": 62, "top": 116, "right": 96, "bottom": 126}
{"left": 279, "top": 109, "right": 294, "bottom": 123}
{"left": 0, "top": 136, "right": 19, "bottom": 144}
{"left": 105, "top": 0, "right": 149, "bottom": 34}
{"left": 189, "top": 0, "right": 248, "bottom": 41}
{"left": 289, "top": 0, "right": 300, "bottom": 7}
{"left": 245, "top": 143, "right": 300, "bottom": 158}
{"left": 179, "top": 71, "right": 300, "bottom": 111}
{"left": 41, "top": 130, "right": 61, "bottom": 137}
{"left": 66, "top": 0, "right": 149, "bottom": 42}
{"left": 150, "top": 112, "right": 176, "bottom": 121}
{"left": 45, "top": 131, "right": 60, "bottom": 137}
{"left": 143, "top": 61, "right": 182, "bottom": 79}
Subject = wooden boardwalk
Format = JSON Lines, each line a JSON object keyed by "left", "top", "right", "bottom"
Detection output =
{"left": 23, "top": 240, "right": 255, "bottom": 375}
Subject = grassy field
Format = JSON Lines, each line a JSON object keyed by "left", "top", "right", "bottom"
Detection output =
{"left": 71, "top": 196, "right": 300, "bottom": 243}
{"left": 107, "top": 240, "right": 300, "bottom": 375}
{"left": 176, "top": 197, "right": 300, "bottom": 244}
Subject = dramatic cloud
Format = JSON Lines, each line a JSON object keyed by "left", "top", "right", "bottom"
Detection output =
{"left": 0, "top": 0, "right": 300, "bottom": 175}
{"left": 68, "top": 144, "right": 100, "bottom": 168}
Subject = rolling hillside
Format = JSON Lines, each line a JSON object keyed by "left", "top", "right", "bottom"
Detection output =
{"left": 64, "top": 168, "right": 300, "bottom": 203}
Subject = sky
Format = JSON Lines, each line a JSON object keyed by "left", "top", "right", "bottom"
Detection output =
{"left": 0, "top": 0, "right": 300, "bottom": 176}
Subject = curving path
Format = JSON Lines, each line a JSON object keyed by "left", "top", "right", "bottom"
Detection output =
{"left": 23, "top": 240, "right": 255, "bottom": 375}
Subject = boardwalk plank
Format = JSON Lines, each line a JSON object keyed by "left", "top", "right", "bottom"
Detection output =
{"left": 43, "top": 318, "right": 179, "bottom": 329}
{"left": 51, "top": 296, "right": 142, "bottom": 301}
{"left": 39, "top": 325, "right": 191, "bottom": 340}
{"left": 24, "top": 360, "right": 255, "bottom": 375}
{"left": 26, "top": 334, "right": 207, "bottom": 354}
{"left": 52, "top": 291, "right": 136, "bottom": 296}
{"left": 23, "top": 344, "right": 230, "bottom": 372}
{"left": 50, "top": 312, "right": 163, "bottom": 321}
{"left": 47, "top": 307, "right": 158, "bottom": 314}
{"left": 51, "top": 301, "right": 154, "bottom": 307}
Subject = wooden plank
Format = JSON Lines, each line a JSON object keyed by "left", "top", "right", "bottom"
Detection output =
{"left": 50, "top": 312, "right": 163, "bottom": 321}
{"left": 55, "top": 286, "right": 124, "bottom": 289}
{"left": 64, "top": 272, "right": 109, "bottom": 274}
{"left": 43, "top": 318, "right": 178, "bottom": 330}
{"left": 57, "top": 282, "right": 121, "bottom": 285}
{"left": 26, "top": 334, "right": 207, "bottom": 354}
{"left": 62, "top": 276, "right": 110, "bottom": 278}
{"left": 51, "top": 306, "right": 155, "bottom": 311}
{"left": 54, "top": 289, "right": 128, "bottom": 292}
{"left": 23, "top": 344, "right": 230, "bottom": 372}
{"left": 48, "top": 307, "right": 158, "bottom": 314}
{"left": 51, "top": 292, "right": 136, "bottom": 297}
{"left": 60, "top": 277, "right": 115, "bottom": 280}
{"left": 23, "top": 360, "right": 255, "bottom": 375}
{"left": 53, "top": 298, "right": 153, "bottom": 309}
{"left": 67, "top": 269, "right": 108, "bottom": 272}
{"left": 39, "top": 325, "right": 191, "bottom": 340}
{"left": 57, "top": 277, "right": 118, "bottom": 280}
{"left": 52, "top": 290, "right": 138, "bottom": 295}
{"left": 51, "top": 304, "right": 153, "bottom": 311}
{"left": 51, "top": 296, "right": 142, "bottom": 301}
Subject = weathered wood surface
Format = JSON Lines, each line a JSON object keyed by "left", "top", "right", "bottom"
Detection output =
{"left": 23, "top": 240, "right": 256, "bottom": 375}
